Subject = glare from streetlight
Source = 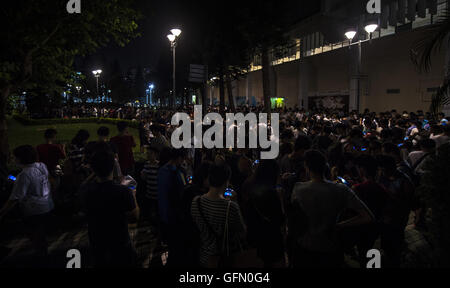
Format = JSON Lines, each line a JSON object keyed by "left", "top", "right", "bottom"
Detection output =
{"left": 92, "top": 69, "right": 102, "bottom": 76}
{"left": 167, "top": 34, "right": 176, "bottom": 42}
{"left": 364, "top": 24, "right": 378, "bottom": 34}
{"left": 170, "top": 29, "right": 182, "bottom": 37}
{"left": 345, "top": 30, "right": 357, "bottom": 40}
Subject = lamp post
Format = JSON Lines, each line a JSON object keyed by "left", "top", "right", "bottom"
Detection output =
{"left": 167, "top": 28, "right": 182, "bottom": 108}
{"left": 92, "top": 69, "right": 102, "bottom": 104}
{"left": 75, "top": 86, "right": 81, "bottom": 104}
{"left": 345, "top": 28, "right": 361, "bottom": 113}
{"left": 149, "top": 84, "right": 155, "bottom": 106}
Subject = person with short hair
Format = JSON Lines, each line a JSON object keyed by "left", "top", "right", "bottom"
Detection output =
{"left": 157, "top": 148, "right": 189, "bottom": 266}
{"left": 140, "top": 146, "right": 160, "bottom": 223}
{"left": 290, "top": 150, "right": 373, "bottom": 268}
{"left": 0, "top": 145, "right": 54, "bottom": 265}
{"left": 377, "top": 154, "right": 415, "bottom": 267}
{"left": 36, "top": 128, "right": 66, "bottom": 173}
{"left": 407, "top": 138, "right": 436, "bottom": 175}
{"left": 191, "top": 163, "right": 246, "bottom": 268}
{"left": 110, "top": 121, "right": 137, "bottom": 175}
{"left": 80, "top": 150, "right": 139, "bottom": 268}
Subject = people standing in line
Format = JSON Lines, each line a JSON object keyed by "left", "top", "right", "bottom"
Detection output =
{"left": 111, "top": 121, "right": 137, "bottom": 176}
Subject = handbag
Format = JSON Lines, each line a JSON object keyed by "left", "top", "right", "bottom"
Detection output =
{"left": 196, "top": 196, "right": 263, "bottom": 268}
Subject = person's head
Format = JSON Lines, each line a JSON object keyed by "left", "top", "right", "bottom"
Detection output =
{"left": 146, "top": 146, "right": 159, "bottom": 162}
{"left": 443, "top": 125, "right": 450, "bottom": 136}
{"left": 168, "top": 148, "right": 187, "bottom": 166}
{"left": 208, "top": 163, "right": 231, "bottom": 191}
{"left": 72, "top": 129, "right": 90, "bottom": 147}
{"left": 117, "top": 121, "right": 129, "bottom": 135}
{"left": 150, "top": 124, "right": 161, "bottom": 136}
{"left": 97, "top": 126, "right": 110, "bottom": 141}
{"left": 419, "top": 138, "right": 436, "bottom": 152}
{"left": 44, "top": 128, "right": 57, "bottom": 143}
{"left": 13, "top": 145, "right": 38, "bottom": 166}
{"left": 193, "top": 161, "right": 213, "bottom": 189}
{"left": 90, "top": 150, "right": 115, "bottom": 180}
{"left": 355, "top": 154, "right": 378, "bottom": 179}
{"left": 254, "top": 159, "right": 280, "bottom": 187}
{"left": 294, "top": 135, "right": 312, "bottom": 153}
{"left": 377, "top": 154, "right": 397, "bottom": 177}
{"left": 304, "top": 150, "right": 328, "bottom": 179}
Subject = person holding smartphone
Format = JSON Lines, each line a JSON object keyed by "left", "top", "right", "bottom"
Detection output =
{"left": 79, "top": 149, "right": 139, "bottom": 268}
{"left": 0, "top": 145, "right": 54, "bottom": 267}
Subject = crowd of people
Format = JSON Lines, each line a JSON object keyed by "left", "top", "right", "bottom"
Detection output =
{"left": 1, "top": 104, "right": 449, "bottom": 268}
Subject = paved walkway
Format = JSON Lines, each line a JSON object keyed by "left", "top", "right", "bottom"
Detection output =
{"left": 0, "top": 213, "right": 434, "bottom": 268}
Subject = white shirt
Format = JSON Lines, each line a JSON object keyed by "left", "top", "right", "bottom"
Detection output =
{"left": 430, "top": 134, "right": 450, "bottom": 148}
{"left": 10, "top": 162, "right": 54, "bottom": 217}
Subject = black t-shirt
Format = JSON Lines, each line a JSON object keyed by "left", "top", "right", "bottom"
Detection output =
{"left": 85, "top": 141, "right": 118, "bottom": 160}
{"left": 81, "top": 181, "right": 136, "bottom": 249}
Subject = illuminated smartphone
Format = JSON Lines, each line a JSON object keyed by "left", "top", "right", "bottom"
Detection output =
{"left": 8, "top": 175, "right": 16, "bottom": 181}
{"left": 361, "top": 147, "right": 367, "bottom": 152}
{"left": 398, "top": 143, "right": 404, "bottom": 147}
{"left": 253, "top": 159, "right": 260, "bottom": 166}
{"left": 187, "top": 176, "right": 193, "bottom": 184}
{"left": 337, "top": 176, "right": 349, "bottom": 186}
{"left": 129, "top": 186, "right": 136, "bottom": 190}
{"left": 224, "top": 188, "right": 234, "bottom": 198}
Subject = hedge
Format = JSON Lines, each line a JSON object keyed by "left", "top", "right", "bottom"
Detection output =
{"left": 12, "top": 115, "right": 139, "bottom": 128}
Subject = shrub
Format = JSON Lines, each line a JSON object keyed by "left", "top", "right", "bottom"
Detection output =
{"left": 13, "top": 115, "right": 139, "bottom": 129}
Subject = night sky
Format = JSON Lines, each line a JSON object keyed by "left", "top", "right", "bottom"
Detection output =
{"left": 79, "top": 0, "right": 321, "bottom": 76}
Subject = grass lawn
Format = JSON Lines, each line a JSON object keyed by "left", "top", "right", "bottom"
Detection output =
{"left": 6, "top": 116, "right": 144, "bottom": 163}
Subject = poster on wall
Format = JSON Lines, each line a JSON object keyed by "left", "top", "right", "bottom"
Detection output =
{"left": 308, "top": 95, "right": 349, "bottom": 112}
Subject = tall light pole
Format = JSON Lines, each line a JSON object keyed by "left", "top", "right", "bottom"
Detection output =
{"left": 75, "top": 86, "right": 81, "bottom": 104}
{"left": 149, "top": 84, "right": 155, "bottom": 106}
{"left": 167, "top": 28, "right": 182, "bottom": 108}
{"left": 92, "top": 69, "right": 102, "bottom": 104}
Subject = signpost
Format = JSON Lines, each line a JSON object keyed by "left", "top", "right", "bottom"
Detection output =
{"left": 189, "top": 64, "right": 207, "bottom": 83}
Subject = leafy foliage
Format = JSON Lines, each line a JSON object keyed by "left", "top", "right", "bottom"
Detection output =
{"left": 0, "top": 0, "right": 141, "bottom": 95}
{"left": 417, "top": 143, "right": 450, "bottom": 267}
{"left": 410, "top": 4, "right": 450, "bottom": 117}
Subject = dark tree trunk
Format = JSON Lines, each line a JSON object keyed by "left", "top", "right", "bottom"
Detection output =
{"left": 0, "top": 85, "right": 11, "bottom": 167}
{"left": 261, "top": 46, "right": 272, "bottom": 115}
{"left": 226, "top": 70, "right": 236, "bottom": 113}
{"left": 219, "top": 66, "right": 225, "bottom": 116}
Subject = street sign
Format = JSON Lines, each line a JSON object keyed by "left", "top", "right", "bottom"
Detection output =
{"left": 189, "top": 64, "right": 206, "bottom": 83}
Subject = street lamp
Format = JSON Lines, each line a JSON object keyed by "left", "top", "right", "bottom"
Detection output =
{"left": 75, "top": 86, "right": 81, "bottom": 103}
{"left": 92, "top": 69, "right": 102, "bottom": 104}
{"left": 148, "top": 83, "right": 155, "bottom": 106}
{"left": 345, "top": 30, "right": 357, "bottom": 43}
{"left": 167, "top": 28, "right": 182, "bottom": 108}
{"left": 364, "top": 23, "right": 378, "bottom": 40}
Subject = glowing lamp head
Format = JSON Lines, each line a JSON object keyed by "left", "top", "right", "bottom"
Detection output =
{"left": 345, "top": 30, "right": 357, "bottom": 40}
{"left": 167, "top": 34, "right": 176, "bottom": 42}
{"left": 170, "top": 29, "right": 182, "bottom": 37}
{"left": 365, "top": 24, "right": 378, "bottom": 33}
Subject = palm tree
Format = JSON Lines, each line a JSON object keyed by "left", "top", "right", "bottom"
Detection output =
{"left": 411, "top": 2, "right": 450, "bottom": 119}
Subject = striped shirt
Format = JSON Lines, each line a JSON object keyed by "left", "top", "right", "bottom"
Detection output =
{"left": 141, "top": 161, "right": 159, "bottom": 200}
{"left": 191, "top": 196, "right": 246, "bottom": 266}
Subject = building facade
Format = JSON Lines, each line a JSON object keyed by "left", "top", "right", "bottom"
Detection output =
{"left": 208, "top": 0, "right": 449, "bottom": 114}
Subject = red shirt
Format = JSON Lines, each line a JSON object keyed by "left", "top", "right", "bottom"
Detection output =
{"left": 110, "top": 135, "right": 136, "bottom": 174}
{"left": 36, "top": 144, "right": 66, "bottom": 171}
